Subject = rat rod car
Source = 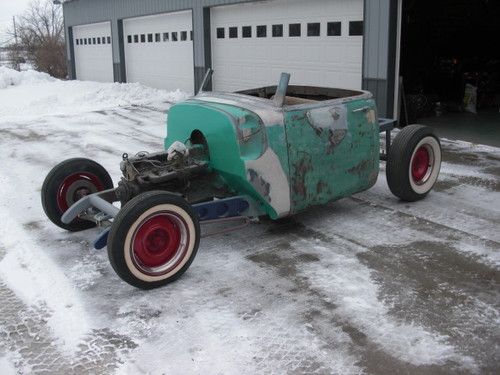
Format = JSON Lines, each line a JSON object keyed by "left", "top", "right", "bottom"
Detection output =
{"left": 41, "top": 72, "right": 441, "bottom": 289}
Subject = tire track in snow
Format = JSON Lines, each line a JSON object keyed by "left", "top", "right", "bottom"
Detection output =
{"left": 246, "top": 219, "right": 478, "bottom": 373}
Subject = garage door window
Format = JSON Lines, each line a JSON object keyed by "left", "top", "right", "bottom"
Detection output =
{"left": 242, "top": 26, "right": 251, "bottom": 38}
{"left": 257, "top": 25, "right": 267, "bottom": 38}
{"left": 289, "top": 23, "right": 301, "bottom": 37}
{"left": 147, "top": 33, "right": 153, "bottom": 42}
{"left": 229, "top": 27, "right": 238, "bottom": 38}
{"left": 107, "top": 36, "right": 111, "bottom": 44}
{"left": 92, "top": 37, "right": 96, "bottom": 44}
{"left": 307, "top": 23, "right": 320, "bottom": 37}
{"left": 172, "top": 32, "right": 178, "bottom": 41}
{"left": 127, "top": 35, "right": 132, "bottom": 43}
{"left": 155, "top": 33, "right": 160, "bottom": 42}
{"left": 272, "top": 24, "right": 283, "bottom": 37}
{"left": 76, "top": 39, "right": 79, "bottom": 45}
{"left": 181, "top": 31, "right": 187, "bottom": 41}
{"left": 98, "top": 37, "right": 102, "bottom": 44}
{"left": 216, "top": 27, "right": 225, "bottom": 39}
{"left": 327, "top": 22, "right": 341, "bottom": 36}
{"left": 102, "top": 36, "right": 106, "bottom": 43}
{"left": 163, "top": 32, "right": 169, "bottom": 41}
{"left": 140, "top": 34, "right": 145, "bottom": 42}
{"left": 349, "top": 21, "right": 363, "bottom": 36}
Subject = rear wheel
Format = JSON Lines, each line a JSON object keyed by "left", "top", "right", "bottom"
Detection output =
{"left": 41, "top": 158, "right": 113, "bottom": 231}
{"left": 107, "top": 191, "right": 200, "bottom": 289}
{"left": 386, "top": 125, "right": 441, "bottom": 201}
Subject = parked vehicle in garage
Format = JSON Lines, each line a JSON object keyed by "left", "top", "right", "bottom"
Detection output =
{"left": 41, "top": 72, "right": 442, "bottom": 289}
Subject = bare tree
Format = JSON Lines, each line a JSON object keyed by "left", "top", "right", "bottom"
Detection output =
{"left": 8, "top": 0, "right": 66, "bottom": 78}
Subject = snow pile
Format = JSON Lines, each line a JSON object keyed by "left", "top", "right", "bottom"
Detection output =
{"left": 0, "top": 67, "right": 189, "bottom": 120}
{"left": 79, "top": 82, "right": 189, "bottom": 108}
{"left": 0, "top": 66, "right": 55, "bottom": 89}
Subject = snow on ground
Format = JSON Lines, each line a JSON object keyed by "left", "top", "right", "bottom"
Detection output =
{"left": 0, "top": 67, "right": 499, "bottom": 374}
{"left": 0, "top": 67, "right": 188, "bottom": 120}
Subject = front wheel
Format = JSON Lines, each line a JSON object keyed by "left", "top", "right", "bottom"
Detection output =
{"left": 41, "top": 158, "right": 113, "bottom": 231}
{"left": 107, "top": 191, "right": 200, "bottom": 289}
{"left": 386, "top": 125, "right": 442, "bottom": 201}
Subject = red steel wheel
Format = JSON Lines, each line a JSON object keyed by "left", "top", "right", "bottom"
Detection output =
{"left": 411, "top": 146, "right": 432, "bottom": 184}
{"left": 386, "top": 125, "right": 441, "bottom": 201}
{"left": 56, "top": 172, "right": 104, "bottom": 212}
{"left": 131, "top": 213, "right": 188, "bottom": 275}
{"left": 41, "top": 158, "right": 113, "bottom": 231}
{"left": 107, "top": 191, "right": 200, "bottom": 289}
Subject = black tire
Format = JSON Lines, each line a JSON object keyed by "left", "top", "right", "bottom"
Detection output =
{"left": 41, "top": 158, "right": 113, "bottom": 231}
{"left": 386, "top": 125, "right": 441, "bottom": 202}
{"left": 107, "top": 191, "right": 200, "bottom": 289}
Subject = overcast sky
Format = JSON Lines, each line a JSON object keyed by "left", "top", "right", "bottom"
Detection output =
{"left": 0, "top": 0, "right": 33, "bottom": 46}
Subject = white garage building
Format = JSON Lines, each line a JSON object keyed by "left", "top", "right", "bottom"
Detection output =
{"left": 62, "top": 0, "right": 398, "bottom": 116}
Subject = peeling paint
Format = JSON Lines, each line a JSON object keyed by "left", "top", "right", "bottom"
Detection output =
{"left": 247, "top": 169, "right": 271, "bottom": 201}
{"left": 292, "top": 154, "right": 313, "bottom": 199}
{"left": 365, "top": 109, "right": 377, "bottom": 124}
{"left": 245, "top": 148, "right": 291, "bottom": 217}
{"left": 347, "top": 159, "right": 372, "bottom": 175}
{"left": 326, "top": 129, "right": 347, "bottom": 154}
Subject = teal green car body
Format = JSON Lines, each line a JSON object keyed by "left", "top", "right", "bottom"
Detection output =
{"left": 165, "top": 89, "right": 379, "bottom": 219}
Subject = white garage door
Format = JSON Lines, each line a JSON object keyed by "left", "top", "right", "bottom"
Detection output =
{"left": 211, "top": 0, "right": 364, "bottom": 91}
{"left": 73, "top": 22, "right": 114, "bottom": 82}
{"left": 123, "top": 11, "right": 194, "bottom": 93}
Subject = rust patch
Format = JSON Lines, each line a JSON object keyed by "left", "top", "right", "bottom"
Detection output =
{"left": 292, "top": 155, "right": 313, "bottom": 198}
{"left": 368, "top": 170, "right": 379, "bottom": 186}
{"left": 248, "top": 169, "right": 271, "bottom": 201}
{"left": 348, "top": 159, "right": 372, "bottom": 175}
{"left": 316, "top": 181, "right": 327, "bottom": 194}
{"left": 326, "top": 129, "right": 347, "bottom": 154}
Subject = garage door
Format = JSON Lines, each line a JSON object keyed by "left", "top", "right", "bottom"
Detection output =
{"left": 73, "top": 22, "right": 114, "bottom": 82}
{"left": 123, "top": 11, "right": 194, "bottom": 93}
{"left": 211, "top": 0, "right": 364, "bottom": 91}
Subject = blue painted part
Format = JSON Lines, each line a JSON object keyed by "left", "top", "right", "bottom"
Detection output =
{"left": 192, "top": 196, "right": 249, "bottom": 221}
{"left": 92, "top": 197, "right": 249, "bottom": 249}
{"left": 93, "top": 227, "right": 111, "bottom": 250}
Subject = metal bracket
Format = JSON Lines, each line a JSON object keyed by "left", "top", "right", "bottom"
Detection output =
{"left": 378, "top": 117, "right": 396, "bottom": 160}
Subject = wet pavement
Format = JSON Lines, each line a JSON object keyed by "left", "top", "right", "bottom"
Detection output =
{"left": 0, "top": 104, "right": 499, "bottom": 374}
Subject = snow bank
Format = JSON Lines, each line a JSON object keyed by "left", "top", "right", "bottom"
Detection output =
{"left": 0, "top": 67, "right": 189, "bottom": 120}
{"left": 0, "top": 66, "right": 55, "bottom": 89}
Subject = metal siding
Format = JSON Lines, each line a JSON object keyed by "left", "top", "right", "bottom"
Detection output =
{"left": 361, "top": 0, "right": 397, "bottom": 117}
{"left": 63, "top": 0, "right": 397, "bottom": 115}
